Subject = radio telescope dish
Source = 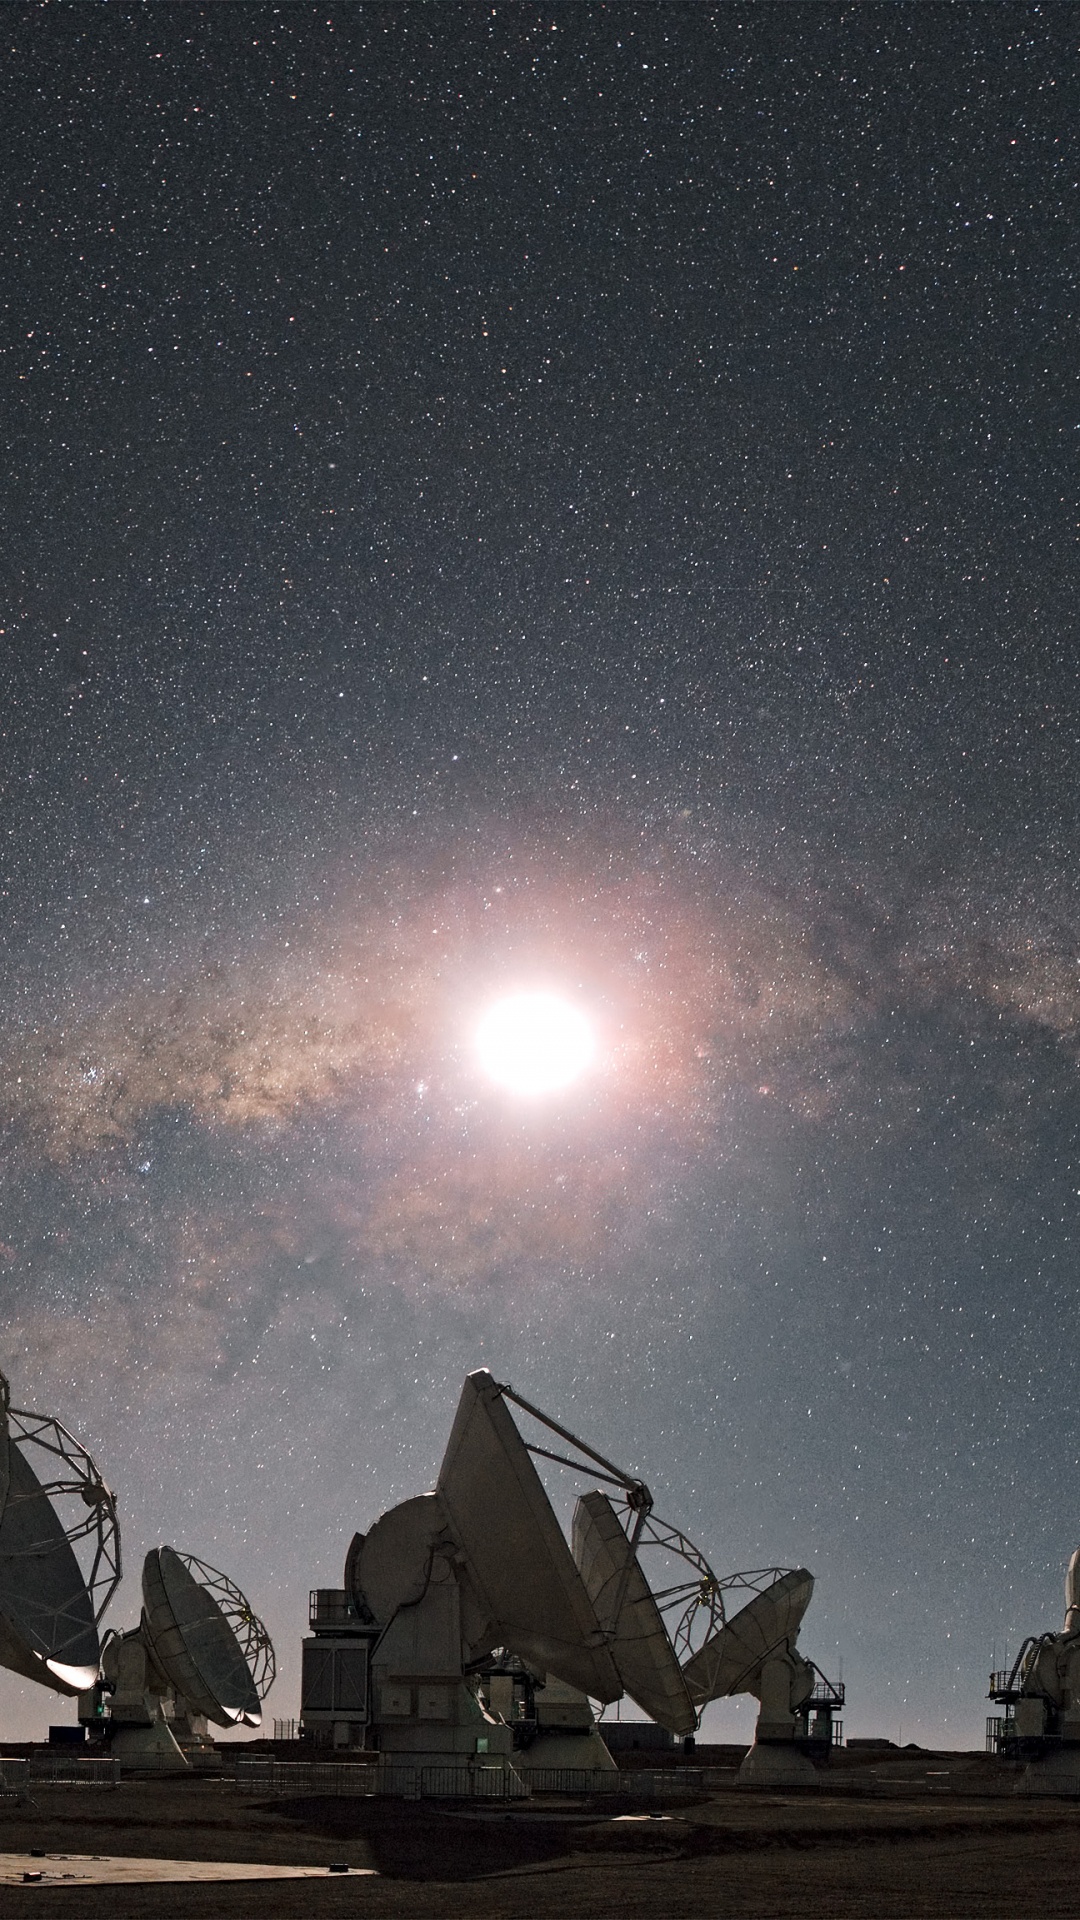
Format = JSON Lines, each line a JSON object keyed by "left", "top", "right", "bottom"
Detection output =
{"left": 356, "top": 1494, "right": 448, "bottom": 1624}
{"left": 0, "top": 1370, "right": 120, "bottom": 1694}
{"left": 141, "top": 1546, "right": 271, "bottom": 1727}
{"left": 572, "top": 1490, "right": 696, "bottom": 1735}
{"left": 436, "top": 1371, "right": 622, "bottom": 1701}
{"left": 680, "top": 1567, "right": 814, "bottom": 1706}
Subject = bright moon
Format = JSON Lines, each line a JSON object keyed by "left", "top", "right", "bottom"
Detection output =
{"left": 475, "top": 992, "right": 596, "bottom": 1097}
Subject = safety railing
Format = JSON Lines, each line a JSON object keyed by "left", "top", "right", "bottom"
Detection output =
{"left": 383, "top": 1765, "right": 528, "bottom": 1801}
{"left": 229, "top": 1756, "right": 709, "bottom": 1801}
{"left": 1, "top": 1755, "right": 120, "bottom": 1789}
{"left": 234, "top": 1757, "right": 379, "bottom": 1796}
{"left": 986, "top": 1713, "right": 1017, "bottom": 1755}
{"left": 234, "top": 1757, "right": 523, "bottom": 1800}
{"left": 522, "top": 1766, "right": 706, "bottom": 1797}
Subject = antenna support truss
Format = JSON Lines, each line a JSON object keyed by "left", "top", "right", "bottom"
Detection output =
{"left": 178, "top": 1552, "right": 277, "bottom": 1701}
{"left": 5, "top": 1402, "right": 122, "bottom": 1630}
{"left": 494, "top": 1381, "right": 653, "bottom": 1512}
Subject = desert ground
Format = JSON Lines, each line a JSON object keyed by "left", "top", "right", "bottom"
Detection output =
{"left": 3, "top": 1750, "right": 1080, "bottom": 1918}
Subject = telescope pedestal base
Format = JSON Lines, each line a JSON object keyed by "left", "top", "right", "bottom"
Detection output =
{"left": 737, "top": 1740, "right": 819, "bottom": 1787}
{"left": 516, "top": 1727, "right": 617, "bottom": 1774}
{"left": 108, "top": 1720, "right": 189, "bottom": 1773}
{"left": 1016, "top": 1748, "right": 1080, "bottom": 1796}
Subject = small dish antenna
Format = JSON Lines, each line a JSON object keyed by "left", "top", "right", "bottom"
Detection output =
{"left": 142, "top": 1546, "right": 274, "bottom": 1726}
{"left": 680, "top": 1567, "right": 815, "bottom": 1705}
{"left": 104, "top": 1546, "right": 275, "bottom": 1768}
{"left": 0, "top": 1367, "right": 120, "bottom": 1694}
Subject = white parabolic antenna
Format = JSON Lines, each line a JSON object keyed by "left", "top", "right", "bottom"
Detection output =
{"left": 680, "top": 1567, "right": 815, "bottom": 1706}
{"left": 572, "top": 1490, "right": 697, "bottom": 1736}
{"left": 356, "top": 1494, "right": 447, "bottom": 1625}
{"left": 0, "top": 1370, "right": 120, "bottom": 1694}
{"left": 346, "top": 1369, "right": 823, "bottom": 1752}
{"left": 435, "top": 1371, "right": 623, "bottom": 1702}
{"left": 141, "top": 1546, "right": 272, "bottom": 1727}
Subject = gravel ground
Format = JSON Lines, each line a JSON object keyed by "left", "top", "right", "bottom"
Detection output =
{"left": 3, "top": 1758, "right": 1079, "bottom": 1918}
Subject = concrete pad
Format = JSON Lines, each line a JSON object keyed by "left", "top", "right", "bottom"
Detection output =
{"left": 1, "top": 1853, "right": 375, "bottom": 1886}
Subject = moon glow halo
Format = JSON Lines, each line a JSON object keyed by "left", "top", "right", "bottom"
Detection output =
{"left": 474, "top": 992, "right": 596, "bottom": 1097}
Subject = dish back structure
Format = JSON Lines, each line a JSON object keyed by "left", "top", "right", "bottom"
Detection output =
{"left": 0, "top": 1368, "right": 120, "bottom": 1696}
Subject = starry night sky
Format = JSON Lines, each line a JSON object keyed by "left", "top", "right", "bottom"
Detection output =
{"left": 2, "top": 3, "right": 1078, "bottom": 1746}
